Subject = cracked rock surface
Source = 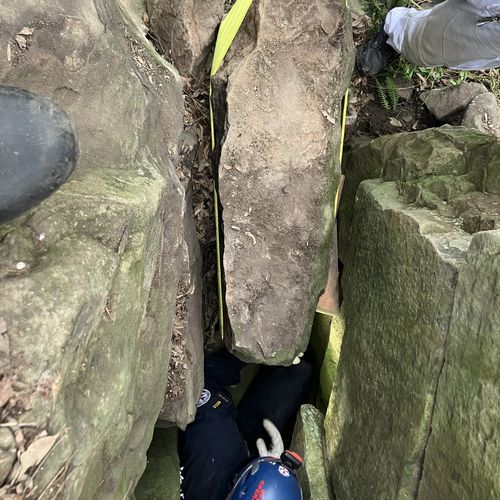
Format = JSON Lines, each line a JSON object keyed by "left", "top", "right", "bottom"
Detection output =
{"left": 216, "top": 0, "right": 354, "bottom": 364}
{"left": 145, "top": 0, "right": 225, "bottom": 75}
{"left": 0, "top": 0, "right": 187, "bottom": 497}
{"left": 325, "top": 128, "right": 500, "bottom": 500}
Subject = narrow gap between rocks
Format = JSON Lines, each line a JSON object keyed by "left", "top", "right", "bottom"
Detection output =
{"left": 135, "top": 5, "right": 328, "bottom": 495}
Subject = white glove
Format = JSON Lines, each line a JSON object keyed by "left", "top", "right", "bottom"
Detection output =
{"left": 292, "top": 352, "right": 304, "bottom": 365}
{"left": 256, "top": 419, "right": 284, "bottom": 459}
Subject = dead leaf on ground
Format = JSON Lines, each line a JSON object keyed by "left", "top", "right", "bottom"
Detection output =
{"left": 0, "top": 486, "right": 16, "bottom": 499}
{"left": 16, "top": 434, "right": 59, "bottom": 480}
{"left": 18, "top": 27, "right": 34, "bottom": 37}
{"left": 389, "top": 117, "right": 403, "bottom": 128}
{"left": 0, "top": 378, "right": 14, "bottom": 407}
{"left": 14, "top": 429, "right": 25, "bottom": 449}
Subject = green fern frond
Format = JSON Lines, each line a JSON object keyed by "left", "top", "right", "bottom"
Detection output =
{"left": 376, "top": 78, "right": 389, "bottom": 110}
{"left": 385, "top": 76, "right": 400, "bottom": 111}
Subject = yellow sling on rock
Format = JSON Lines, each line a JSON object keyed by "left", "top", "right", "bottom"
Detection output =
{"left": 210, "top": 0, "right": 254, "bottom": 339}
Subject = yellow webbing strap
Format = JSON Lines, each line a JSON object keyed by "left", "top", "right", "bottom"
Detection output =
{"left": 315, "top": 89, "right": 350, "bottom": 319}
{"left": 211, "top": 0, "right": 254, "bottom": 77}
{"left": 210, "top": 0, "right": 254, "bottom": 339}
{"left": 333, "top": 89, "right": 349, "bottom": 219}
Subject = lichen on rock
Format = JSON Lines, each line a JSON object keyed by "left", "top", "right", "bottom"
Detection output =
{"left": 326, "top": 127, "right": 500, "bottom": 500}
{"left": 0, "top": 0, "right": 188, "bottom": 497}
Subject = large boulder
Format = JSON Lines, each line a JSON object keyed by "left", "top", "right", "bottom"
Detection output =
{"left": 326, "top": 180, "right": 469, "bottom": 498}
{"left": 145, "top": 0, "right": 225, "bottom": 76}
{"left": 338, "top": 126, "right": 499, "bottom": 259}
{"left": 420, "top": 83, "right": 488, "bottom": 121}
{"left": 326, "top": 127, "right": 500, "bottom": 499}
{"left": 216, "top": 0, "right": 354, "bottom": 364}
{"left": 0, "top": 1, "right": 188, "bottom": 498}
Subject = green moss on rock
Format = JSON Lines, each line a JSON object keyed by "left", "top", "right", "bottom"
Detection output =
{"left": 134, "top": 428, "right": 180, "bottom": 500}
{"left": 291, "top": 405, "right": 333, "bottom": 500}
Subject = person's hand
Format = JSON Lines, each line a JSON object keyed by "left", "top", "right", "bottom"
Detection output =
{"left": 292, "top": 352, "right": 304, "bottom": 365}
{"left": 256, "top": 419, "right": 284, "bottom": 459}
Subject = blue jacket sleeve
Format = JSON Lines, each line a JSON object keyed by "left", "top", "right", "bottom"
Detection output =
{"left": 204, "top": 348, "right": 247, "bottom": 389}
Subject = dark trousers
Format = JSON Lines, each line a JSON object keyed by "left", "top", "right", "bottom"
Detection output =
{"left": 179, "top": 350, "right": 312, "bottom": 500}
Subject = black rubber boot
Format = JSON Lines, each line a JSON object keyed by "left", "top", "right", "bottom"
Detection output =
{"left": 356, "top": 23, "right": 399, "bottom": 77}
{"left": 0, "top": 85, "right": 78, "bottom": 224}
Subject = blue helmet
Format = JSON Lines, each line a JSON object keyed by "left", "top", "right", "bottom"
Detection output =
{"left": 228, "top": 451, "right": 303, "bottom": 499}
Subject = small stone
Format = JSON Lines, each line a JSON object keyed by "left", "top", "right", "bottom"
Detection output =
{"left": 420, "top": 82, "right": 488, "bottom": 121}
{"left": 15, "top": 35, "right": 27, "bottom": 50}
{"left": 0, "top": 428, "right": 16, "bottom": 485}
{"left": 15, "top": 262, "right": 26, "bottom": 270}
{"left": 0, "top": 448, "right": 16, "bottom": 485}
{"left": 0, "top": 428, "right": 14, "bottom": 450}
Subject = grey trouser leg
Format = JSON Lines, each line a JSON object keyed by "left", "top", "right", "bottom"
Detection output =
{"left": 385, "top": 0, "right": 500, "bottom": 69}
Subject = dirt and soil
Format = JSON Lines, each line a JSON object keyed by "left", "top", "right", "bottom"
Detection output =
{"left": 347, "top": 10, "right": 437, "bottom": 140}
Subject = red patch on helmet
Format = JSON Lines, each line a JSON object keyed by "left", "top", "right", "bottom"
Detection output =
{"left": 252, "top": 480, "right": 265, "bottom": 499}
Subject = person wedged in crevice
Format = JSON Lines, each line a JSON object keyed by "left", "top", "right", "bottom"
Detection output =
{"left": 179, "top": 348, "right": 313, "bottom": 500}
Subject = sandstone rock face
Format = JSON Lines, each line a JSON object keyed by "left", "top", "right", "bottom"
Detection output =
{"left": 291, "top": 404, "right": 333, "bottom": 500}
{"left": 0, "top": 1, "right": 188, "bottom": 497}
{"left": 145, "top": 0, "right": 225, "bottom": 75}
{"left": 417, "top": 230, "right": 500, "bottom": 500}
{"left": 327, "top": 180, "right": 470, "bottom": 498}
{"left": 318, "top": 309, "right": 344, "bottom": 411}
{"left": 217, "top": 0, "right": 354, "bottom": 364}
{"left": 158, "top": 186, "right": 204, "bottom": 430}
{"left": 338, "top": 126, "right": 499, "bottom": 259}
{"left": 134, "top": 428, "right": 180, "bottom": 500}
{"left": 327, "top": 128, "right": 500, "bottom": 499}
{"left": 462, "top": 92, "right": 500, "bottom": 138}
